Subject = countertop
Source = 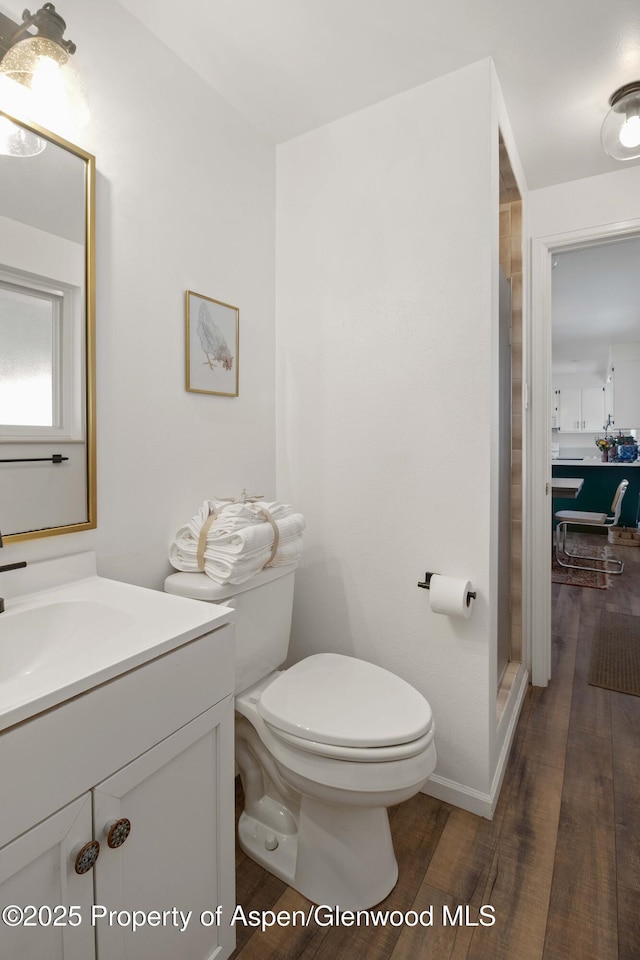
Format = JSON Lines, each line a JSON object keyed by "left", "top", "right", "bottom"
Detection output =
{"left": 0, "top": 552, "right": 233, "bottom": 731}
{"left": 552, "top": 459, "right": 640, "bottom": 467}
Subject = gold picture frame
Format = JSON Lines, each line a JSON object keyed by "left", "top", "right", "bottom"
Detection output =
{"left": 185, "top": 290, "right": 239, "bottom": 397}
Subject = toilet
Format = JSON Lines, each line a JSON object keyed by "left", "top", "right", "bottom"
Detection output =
{"left": 165, "top": 562, "right": 436, "bottom": 909}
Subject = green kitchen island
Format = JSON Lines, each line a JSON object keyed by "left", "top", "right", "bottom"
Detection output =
{"left": 551, "top": 460, "right": 640, "bottom": 530}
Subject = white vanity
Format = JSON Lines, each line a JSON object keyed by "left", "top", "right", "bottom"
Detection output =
{"left": 0, "top": 552, "right": 235, "bottom": 960}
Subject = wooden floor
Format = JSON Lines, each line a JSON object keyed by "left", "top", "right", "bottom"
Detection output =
{"left": 230, "top": 534, "right": 640, "bottom": 960}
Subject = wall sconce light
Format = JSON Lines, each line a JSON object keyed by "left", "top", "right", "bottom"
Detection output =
{"left": 0, "top": 113, "right": 45, "bottom": 155}
{"left": 0, "top": 2, "right": 89, "bottom": 149}
{"left": 601, "top": 82, "right": 640, "bottom": 161}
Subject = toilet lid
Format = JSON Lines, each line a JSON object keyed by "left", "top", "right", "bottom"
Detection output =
{"left": 258, "top": 653, "right": 432, "bottom": 748}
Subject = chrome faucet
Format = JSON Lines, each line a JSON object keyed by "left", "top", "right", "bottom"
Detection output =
{"left": 0, "top": 530, "right": 27, "bottom": 614}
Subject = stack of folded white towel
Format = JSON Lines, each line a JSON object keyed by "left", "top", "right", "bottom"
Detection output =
{"left": 169, "top": 498, "right": 305, "bottom": 584}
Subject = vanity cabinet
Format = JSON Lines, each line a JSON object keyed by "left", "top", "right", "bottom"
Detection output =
{"left": 93, "top": 700, "right": 233, "bottom": 960}
{"left": 0, "top": 625, "right": 236, "bottom": 960}
{"left": 0, "top": 795, "right": 95, "bottom": 960}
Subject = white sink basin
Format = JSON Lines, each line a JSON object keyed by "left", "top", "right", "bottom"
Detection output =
{"left": 0, "top": 552, "right": 233, "bottom": 731}
{"left": 0, "top": 600, "right": 134, "bottom": 679}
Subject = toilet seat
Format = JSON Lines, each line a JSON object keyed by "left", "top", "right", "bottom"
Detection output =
{"left": 258, "top": 652, "right": 432, "bottom": 749}
{"left": 237, "top": 689, "right": 436, "bottom": 796}
{"left": 263, "top": 721, "right": 435, "bottom": 762}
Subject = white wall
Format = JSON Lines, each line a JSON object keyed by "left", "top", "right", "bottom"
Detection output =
{"left": 0, "top": 214, "right": 84, "bottom": 285}
{"left": 0, "top": 0, "right": 276, "bottom": 586}
{"left": 530, "top": 164, "right": 640, "bottom": 237}
{"left": 276, "top": 59, "right": 507, "bottom": 809}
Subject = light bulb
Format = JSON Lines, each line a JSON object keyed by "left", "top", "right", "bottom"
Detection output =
{"left": 29, "top": 54, "right": 71, "bottom": 130}
{"left": 0, "top": 114, "right": 46, "bottom": 156}
{"left": 0, "top": 73, "right": 33, "bottom": 122}
{"left": 619, "top": 114, "right": 640, "bottom": 149}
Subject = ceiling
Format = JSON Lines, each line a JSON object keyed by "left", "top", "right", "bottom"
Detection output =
{"left": 117, "top": 0, "right": 640, "bottom": 190}
{"left": 552, "top": 237, "right": 640, "bottom": 374}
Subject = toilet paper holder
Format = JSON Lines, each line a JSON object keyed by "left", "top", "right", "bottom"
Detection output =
{"left": 417, "top": 572, "right": 477, "bottom": 607}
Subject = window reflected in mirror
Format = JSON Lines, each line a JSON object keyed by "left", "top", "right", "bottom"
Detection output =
{"left": 0, "top": 281, "right": 58, "bottom": 427}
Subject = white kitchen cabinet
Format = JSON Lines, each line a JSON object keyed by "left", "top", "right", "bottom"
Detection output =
{"left": 551, "top": 389, "right": 560, "bottom": 429}
{"left": 0, "top": 626, "right": 236, "bottom": 960}
{"left": 556, "top": 385, "right": 605, "bottom": 432}
{"left": 557, "top": 386, "right": 581, "bottom": 431}
{"left": 611, "top": 358, "right": 640, "bottom": 428}
{"left": 581, "top": 385, "right": 606, "bottom": 431}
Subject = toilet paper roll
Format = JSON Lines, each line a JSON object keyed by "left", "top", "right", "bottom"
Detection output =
{"left": 429, "top": 575, "right": 474, "bottom": 619}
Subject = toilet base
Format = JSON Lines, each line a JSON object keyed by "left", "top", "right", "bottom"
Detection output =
{"left": 238, "top": 810, "right": 299, "bottom": 886}
{"left": 238, "top": 797, "right": 398, "bottom": 910}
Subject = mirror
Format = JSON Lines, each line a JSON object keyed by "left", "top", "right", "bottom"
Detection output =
{"left": 0, "top": 110, "right": 95, "bottom": 541}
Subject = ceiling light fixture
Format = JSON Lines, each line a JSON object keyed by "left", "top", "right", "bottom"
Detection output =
{"left": 601, "top": 82, "right": 640, "bottom": 161}
{"left": 0, "top": 3, "right": 89, "bottom": 148}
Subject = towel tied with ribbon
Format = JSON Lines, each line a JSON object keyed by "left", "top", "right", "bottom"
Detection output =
{"left": 169, "top": 492, "right": 305, "bottom": 585}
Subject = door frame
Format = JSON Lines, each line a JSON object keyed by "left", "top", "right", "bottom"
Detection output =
{"left": 529, "top": 216, "right": 640, "bottom": 686}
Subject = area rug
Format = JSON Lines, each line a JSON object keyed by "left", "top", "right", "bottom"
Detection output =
{"left": 588, "top": 613, "right": 640, "bottom": 697}
{"left": 551, "top": 545, "right": 609, "bottom": 590}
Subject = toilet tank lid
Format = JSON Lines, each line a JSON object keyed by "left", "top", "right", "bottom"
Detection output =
{"left": 164, "top": 562, "right": 297, "bottom": 602}
{"left": 258, "top": 653, "right": 433, "bottom": 748}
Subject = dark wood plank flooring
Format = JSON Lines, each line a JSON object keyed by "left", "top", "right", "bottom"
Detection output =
{"left": 230, "top": 534, "right": 640, "bottom": 959}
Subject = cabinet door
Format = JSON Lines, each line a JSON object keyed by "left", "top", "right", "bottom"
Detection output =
{"left": 0, "top": 795, "right": 95, "bottom": 960}
{"left": 581, "top": 386, "right": 606, "bottom": 432}
{"left": 605, "top": 381, "right": 614, "bottom": 427}
{"left": 558, "top": 387, "right": 581, "bottom": 431}
{"left": 93, "top": 697, "right": 235, "bottom": 960}
{"left": 613, "top": 359, "right": 640, "bottom": 428}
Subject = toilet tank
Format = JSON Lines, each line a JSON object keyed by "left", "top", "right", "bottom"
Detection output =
{"left": 164, "top": 563, "right": 296, "bottom": 693}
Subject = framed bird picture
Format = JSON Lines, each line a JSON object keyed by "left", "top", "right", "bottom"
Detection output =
{"left": 185, "top": 290, "right": 239, "bottom": 397}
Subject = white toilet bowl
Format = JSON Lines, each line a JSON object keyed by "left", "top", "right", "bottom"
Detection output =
{"left": 164, "top": 566, "right": 436, "bottom": 909}
{"left": 233, "top": 653, "right": 436, "bottom": 909}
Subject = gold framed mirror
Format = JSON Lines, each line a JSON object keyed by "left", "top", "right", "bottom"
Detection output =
{"left": 0, "top": 110, "right": 95, "bottom": 541}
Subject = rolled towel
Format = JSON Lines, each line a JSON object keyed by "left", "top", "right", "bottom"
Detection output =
{"left": 178, "top": 535, "right": 305, "bottom": 584}
{"left": 186, "top": 499, "right": 295, "bottom": 540}
{"left": 170, "top": 514, "right": 303, "bottom": 568}
{"left": 169, "top": 499, "right": 305, "bottom": 584}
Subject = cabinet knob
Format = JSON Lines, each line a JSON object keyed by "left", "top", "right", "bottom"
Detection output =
{"left": 72, "top": 840, "right": 100, "bottom": 874}
{"left": 104, "top": 818, "right": 131, "bottom": 849}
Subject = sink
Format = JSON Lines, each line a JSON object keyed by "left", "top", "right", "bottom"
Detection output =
{"left": 0, "top": 600, "right": 134, "bottom": 680}
{"left": 0, "top": 551, "right": 233, "bottom": 731}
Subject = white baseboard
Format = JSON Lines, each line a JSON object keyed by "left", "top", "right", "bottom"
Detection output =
{"left": 421, "top": 775, "right": 494, "bottom": 818}
{"left": 420, "top": 665, "right": 529, "bottom": 820}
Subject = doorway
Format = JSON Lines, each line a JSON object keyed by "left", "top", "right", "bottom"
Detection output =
{"left": 529, "top": 221, "right": 640, "bottom": 685}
